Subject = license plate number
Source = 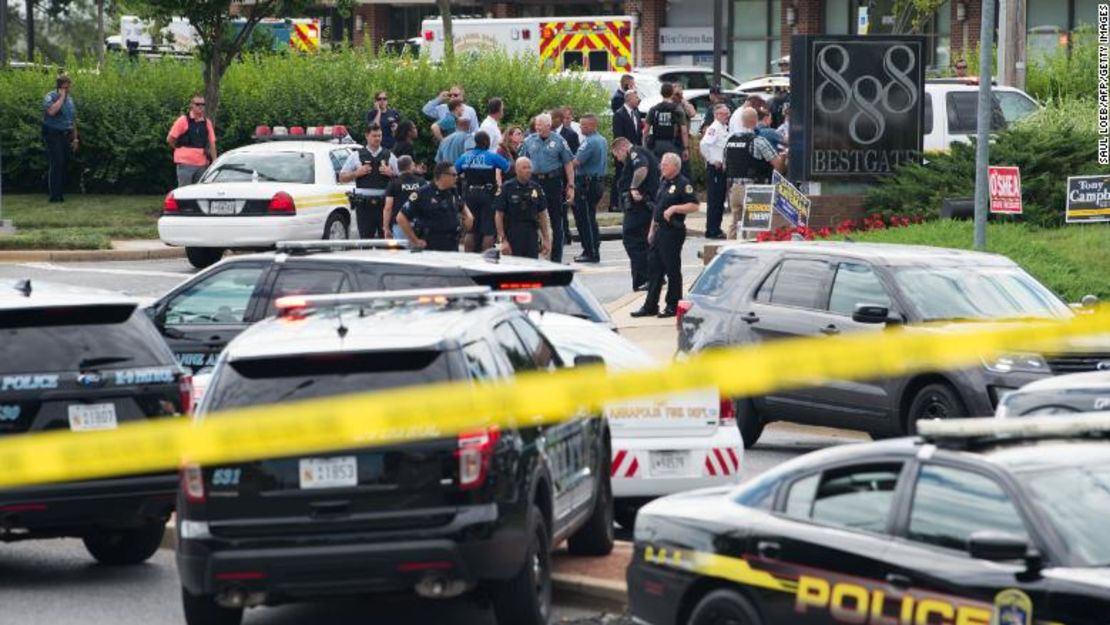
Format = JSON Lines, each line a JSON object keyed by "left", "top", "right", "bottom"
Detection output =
{"left": 650, "top": 451, "right": 689, "bottom": 477}
{"left": 68, "top": 403, "right": 118, "bottom": 431}
{"left": 299, "top": 456, "right": 358, "bottom": 489}
{"left": 210, "top": 200, "right": 236, "bottom": 215}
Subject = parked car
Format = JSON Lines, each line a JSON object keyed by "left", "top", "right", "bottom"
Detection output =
{"left": 923, "top": 80, "right": 1040, "bottom": 152}
{"left": 635, "top": 65, "right": 744, "bottom": 91}
{"left": 683, "top": 88, "right": 751, "bottom": 135}
{"left": 996, "top": 371, "right": 1110, "bottom": 417}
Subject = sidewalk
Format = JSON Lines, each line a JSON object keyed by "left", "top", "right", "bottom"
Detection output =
{"left": 0, "top": 240, "right": 184, "bottom": 262}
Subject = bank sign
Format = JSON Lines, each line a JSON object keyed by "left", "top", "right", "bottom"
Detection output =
{"left": 789, "top": 35, "right": 925, "bottom": 180}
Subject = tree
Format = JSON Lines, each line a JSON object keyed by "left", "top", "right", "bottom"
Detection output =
{"left": 436, "top": 0, "right": 452, "bottom": 65}
{"left": 131, "top": 0, "right": 309, "bottom": 121}
{"left": 891, "top": 0, "right": 948, "bottom": 34}
{"left": 95, "top": 0, "right": 103, "bottom": 65}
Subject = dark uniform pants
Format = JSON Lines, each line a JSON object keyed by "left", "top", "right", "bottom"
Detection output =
{"left": 573, "top": 175, "right": 602, "bottom": 257}
{"left": 354, "top": 195, "right": 385, "bottom": 239}
{"left": 507, "top": 224, "right": 540, "bottom": 259}
{"left": 644, "top": 224, "right": 686, "bottom": 311}
{"left": 610, "top": 158, "right": 624, "bottom": 212}
{"left": 43, "top": 126, "right": 70, "bottom": 202}
{"left": 425, "top": 230, "right": 460, "bottom": 252}
{"left": 705, "top": 165, "right": 727, "bottom": 237}
{"left": 466, "top": 186, "right": 497, "bottom": 249}
{"left": 621, "top": 196, "right": 652, "bottom": 289}
{"left": 536, "top": 174, "right": 567, "bottom": 263}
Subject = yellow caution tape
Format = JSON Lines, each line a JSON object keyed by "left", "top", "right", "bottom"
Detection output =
{"left": 0, "top": 309, "right": 1107, "bottom": 489}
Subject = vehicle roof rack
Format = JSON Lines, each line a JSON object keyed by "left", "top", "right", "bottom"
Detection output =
{"left": 276, "top": 239, "right": 410, "bottom": 255}
{"left": 274, "top": 286, "right": 513, "bottom": 317}
{"left": 917, "top": 413, "right": 1110, "bottom": 449}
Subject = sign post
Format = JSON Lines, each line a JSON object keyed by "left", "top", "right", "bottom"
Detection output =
{"left": 987, "top": 166, "right": 1023, "bottom": 214}
{"left": 1065, "top": 175, "right": 1110, "bottom": 223}
{"left": 771, "top": 171, "right": 811, "bottom": 227}
{"left": 740, "top": 184, "right": 775, "bottom": 233}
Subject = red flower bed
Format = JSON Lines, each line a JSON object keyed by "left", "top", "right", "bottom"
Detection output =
{"left": 752, "top": 212, "right": 925, "bottom": 243}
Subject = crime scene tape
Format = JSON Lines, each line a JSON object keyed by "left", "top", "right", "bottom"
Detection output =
{"left": 0, "top": 308, "right": 1107, "bottom": 490}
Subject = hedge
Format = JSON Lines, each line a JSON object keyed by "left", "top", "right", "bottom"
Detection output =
{"left": 0, "top": 50, "right": 608, "bottom": 194}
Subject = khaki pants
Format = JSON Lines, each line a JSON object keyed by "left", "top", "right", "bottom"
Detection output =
{"left": 727, "top": 181, "right": 747, "bottom": 240}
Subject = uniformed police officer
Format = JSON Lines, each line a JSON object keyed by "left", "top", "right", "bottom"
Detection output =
{"left": 611, "top": 137, "right": 660, "bottom": 292}
{"left": 339, "top": 124, "right": 398, "bottom": 239}
{"left": 572, "top": 114, "right": 607, "bottom": 263}
{"left": 644, "top": 82, "right": 689, "bottom": 163}
{"left": 383, "top": 155, "right": 426, "bottom": 240}
{"left": 455, "top": 131, "right": 511, "bottom": 252}
{"left": 494, "top": 157, "right": 552, "bottom": 260}
{"left": 725, "top": 106, "right": 784, "bottom": 239}
{"left": 397, "top": 162, "right": 475, "bottom": 252}
{"left": 519, "top": 113, "right": 575, "bottom": 263}
{"left": 631, "top": 153, "right": 700, "bottom": 318}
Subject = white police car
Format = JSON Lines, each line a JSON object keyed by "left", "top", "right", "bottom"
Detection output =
{"left": 159, "top": 140, "right": 360, "bottom": 269}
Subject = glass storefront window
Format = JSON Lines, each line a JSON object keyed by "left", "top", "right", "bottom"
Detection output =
{"left": 732, "top": 39, "right": 769, "bottom": 81}
{"left": 1075, "top": 0, "right": 1101, "bottom": 26}
{"left": 825, "top": 0, "right": 851, "bottom": 34}
{"left": 1028, "top": 0, "right": 1097, "bottom": 59}
{"left": 734, "top": 0, "right": 768, "bottom": 37}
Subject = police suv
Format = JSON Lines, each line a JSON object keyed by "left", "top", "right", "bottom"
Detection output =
{"left": 0, "top": 280, "right": 190, "bottom": 564}
{"left": 176, "top": 288, "right": 613, "bottom": 625}
{"left": 629, "top": 414, "right": 1110, "bottom": 625}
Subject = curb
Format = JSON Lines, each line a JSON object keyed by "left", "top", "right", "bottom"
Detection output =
{"left": 0, "top": 247, "right": 186, "bottom": 262}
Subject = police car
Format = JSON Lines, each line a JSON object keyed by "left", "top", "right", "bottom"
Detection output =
{"left": 629, "top": 414, "right": 1110, "bottom": 625}
{"left": 177, "top": 288, "right": 612, "bottom": 625}
{"left": 530, "top": 311, "right": 742, "bottom": 529}
{"left": 995, "top": 371, "right": 1110, "bottom": 417}
{"left": 159, "top": 140, "right": 360, "bottom": 269}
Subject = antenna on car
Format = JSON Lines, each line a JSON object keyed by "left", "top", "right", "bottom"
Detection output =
{"left": 13, "top": 279, "right": 31, "bottom": 297}
{"left": 482, "top": 248, "right": 501, "bottom": 264}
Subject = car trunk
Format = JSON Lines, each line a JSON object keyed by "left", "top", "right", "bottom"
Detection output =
{"left": 604, "top": 387, "right": 722, "bottom": 438}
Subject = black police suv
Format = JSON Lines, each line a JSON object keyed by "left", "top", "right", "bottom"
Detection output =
{"left": 679, "top": 241, "right": 1110, "bottom": 446}
{"left": 0, "top": 281, "right": 189, "bottom": 564}
{"left": 176, "top": 287, "right": 613, "bottom": 625}
{"left": 629, "top": 414, "right": 1110, "bottom": 625}
{"left": 996, "top": 371, "right": 1110, "bottom": 417}
{"left": 147, "top": 241, "right": 612, "bottom": 374}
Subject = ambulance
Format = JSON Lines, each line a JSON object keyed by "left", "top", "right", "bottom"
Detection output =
{"left": 420, "top": 15, "right": 637, "bottom": 72}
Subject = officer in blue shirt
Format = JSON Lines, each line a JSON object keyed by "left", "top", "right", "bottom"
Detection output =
{"left": 572, "top": 114, "right": 607, "bottom": 263}
{"left": 519, "top": 113, "right": 575, "bottom": 263}
{"left": 455, "top": 131, "right": 511, "bottom": 252}
{"left": 41, "top": 75, "right": 79, "bottom": 203}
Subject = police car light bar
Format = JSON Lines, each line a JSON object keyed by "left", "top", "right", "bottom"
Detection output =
{"left": 276, "top": 239, "right": 410, "bottom": 255}
{"left": 917, "top": 412, "right": 1110, "bottom": 445}
{"left": 275, "top": 287, "right": 510, "bottom": 317}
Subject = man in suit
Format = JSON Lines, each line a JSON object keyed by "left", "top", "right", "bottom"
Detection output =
{"left": 610, "top": 90, "right": 642, "bottom": 212}
{"left": 610, "top": 74, "right": 635, "bottom": 113}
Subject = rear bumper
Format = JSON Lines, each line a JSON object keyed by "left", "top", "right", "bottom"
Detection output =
{"left": 611, "top": 429, "right": 744, "bottom": 499}
{"left": 158, "top": 214, "right": 320, "bottom": 248}
{"left": 0, "top": 474, "right": 177, "bottom": 537}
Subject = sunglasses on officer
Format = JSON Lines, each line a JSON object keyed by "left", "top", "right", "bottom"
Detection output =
{"left": 192, "top": 100, "right": 206, "bottom": 107}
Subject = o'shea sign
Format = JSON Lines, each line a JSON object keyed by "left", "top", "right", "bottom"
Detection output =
{"left": 988, "top": 166, "right": 1023, "bottom": 214}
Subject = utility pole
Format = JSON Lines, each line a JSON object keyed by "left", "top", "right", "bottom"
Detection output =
{"left": 998, "top": 0, "right": 1010, "bottom": 85}
{"left": 1014, "top": 0, "right": 1027, "bottom": 90}
{"left": 712, "top": 0, "right": 722, "bottom": 88}
{"left": 973, "top": 0, "right": 997, "bottom": 250}
{"left": 25, "top": 0, "right": 33, "bottom": 61}
{"left": 1, "top": 0, "right": 8, "bottom": 68}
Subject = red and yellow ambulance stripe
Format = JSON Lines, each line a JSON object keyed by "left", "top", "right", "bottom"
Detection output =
{"left": 538, "top": 19, "right": 633, "bottom": 71}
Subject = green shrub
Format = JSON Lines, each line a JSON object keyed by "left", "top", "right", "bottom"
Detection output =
{"left": 1025, "top": 24, "right": 1099, "bottom": 103}
{"left": 0, "top": 50, "right": 607, "bottom": 194}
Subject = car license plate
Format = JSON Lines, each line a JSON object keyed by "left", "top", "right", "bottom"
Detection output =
{"left": 299, "top": 456, "right": 358, "bottom": 489}
{"left": 68, "top": 403, "right": 118, "bottom": 431}
{"left": 209, "top": 200, "right": 236, "bottom": 215}
{"left": 650, "top": 451, "right": 689, "bottom": 477}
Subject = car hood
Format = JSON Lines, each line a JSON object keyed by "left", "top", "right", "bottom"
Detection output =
{"left": 640, "top": 486, "right": 736, "bottom": 521}
{"left": 905, "top": 319, "right": 1110, "bottom": 353}
{"left": 1044, "top": 567, "right": 1110, "bottom": 592}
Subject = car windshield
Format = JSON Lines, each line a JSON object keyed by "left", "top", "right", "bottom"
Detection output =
{"left": 1019, "top": 462, "right": 1110, "bottom": 566}
{"left": 203, "top": 151, "right": 315, "bottom": 184}
{"left": 892, "top": 266, "right": 1071, "bottom": 322}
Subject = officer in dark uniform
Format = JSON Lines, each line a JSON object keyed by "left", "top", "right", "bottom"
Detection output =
{"left": 611, "top": 137, "right": 660, "bottom": 291}
{"left": 455, "top": 131, "right": 511, "bottom": 252}
{"left": 631, "top": 153, "right": 700, "bottom": 318}
{"left": 397, "top": 162, "right": 475, "bottom": 252}
{"left": 383, "top": 155, "right": 427, "bottom": 240}
{"left": 494, "top": 157, "right": 552, "bottom": 260}
{"left": 339, "top": 124, "right": 398, "bottom": 238}
{"left": 644, "top": 82, "right": 688, "bottom": 163}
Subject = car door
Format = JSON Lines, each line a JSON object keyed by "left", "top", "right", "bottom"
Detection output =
{"left": 157, "top": 261, "right": 270, "bottom": 373}
{"left": 258, "top": 262, "right": 354, "bottom": 317}
{"left": 752, "top": 459, "right": 909, "bottom": 624}
{"left": 878, "top": 458, "right": 1053, "bottom": 623}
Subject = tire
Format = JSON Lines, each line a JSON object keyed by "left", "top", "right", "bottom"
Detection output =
{"left": 905, "top": 383, "right": 968, "bottom": 434}
{"left": 687, "top": 589, "right": 762, "bottom": 625}
{"left": 491, "top": 505, "right": 551, "bottom": 625}
{"left": 734, "top": 398, "right": 764, "bottom": 449}
{"left": 82, "top": 521, "right": 165, "bottom": 565}
{"left": 324, "top": 211, "right": 349, "bottom": 240}
{"left": 566, "top": 463, "right": 614, "bottom": 556}
{"left": 614, "top": 503, "right": 638, "bottom": 531}
{"left": 181, "top": 587, "right": 243, "bottom": 625}
{"left": 185, "top": 246, "right": 224, "bottom": 269}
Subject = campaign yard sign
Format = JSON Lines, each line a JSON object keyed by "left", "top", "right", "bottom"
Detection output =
{"left": 1066, "top": 175, "right": 1110, "bottom": 223}
{"left": 772, "top": 171, "right": 811, "bottom": 227}
{"left": 741, "top": 185, "right": 774, "bottom": 231}
{"left": 988, "top": 166, "right": 1023, "bottom": 214}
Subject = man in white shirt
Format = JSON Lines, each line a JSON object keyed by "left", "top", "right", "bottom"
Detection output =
{"left": 480, "top": 97, "right": 504, "bottom": 150}
{"left": 699, "top": 103, "right": 731, "bottom": 239}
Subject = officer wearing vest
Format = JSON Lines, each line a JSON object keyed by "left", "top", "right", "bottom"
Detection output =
{"left": 397, "top": 161, "right": 475, "bottom": 252}
{"left": 455, "top": 131, "right": 511, "bottom": 252}
{"left": 644, "top": 82, "right": 688, "bottom": 162}
{"left": 494, "top": 157, "right": 552, "bottom": 260}
{"left": 519, "top": 113, "right": 575, "bottom": 263}
{"left": 339, "top": 124, "right": 399, "bottom": 239}
{"left": 724, "top": 106, "right": 783, "bottom": 239}
{"left": 631, "top": 153, "right": 700, "bottom": 318}
{"left": 383, "top": 156, "right": 427, "bottom": 240}
{"left": 612, "top": 137, "right": 660, "bottom": 292}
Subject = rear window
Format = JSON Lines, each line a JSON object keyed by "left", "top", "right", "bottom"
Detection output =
{"left": 946, "top": 92, "right": 1006, "bottom": 135}
{"left": 0, "top": 304, "right": 171, "bottom": 374}
{"left": 691, "top": 254, "right": 758, "bottom": 298}
{"left": 203, "top": 151, "right": 315, "bottom": 184}
{"left": 203, "top": 350, "right": 453, "bottom": 411}
{"left": 473, "top": 274, "right": 609, "bottom": 323}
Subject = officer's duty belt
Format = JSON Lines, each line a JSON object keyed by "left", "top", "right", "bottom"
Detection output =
{"left": 533, "top": 172, "right": 564, "bottom": 180}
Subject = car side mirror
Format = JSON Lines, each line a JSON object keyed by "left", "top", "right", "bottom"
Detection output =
{"left": 574, "top": 354, "right": 605, "bottom": 367}
{"left": 968, "top": 531, "right": 1032, "bottom": 563}
{"left": 1081, "top": 294, "right": 1100, "bottom": 309}
{"left": 852, "top": 304, "right": 898, "bottom": 325}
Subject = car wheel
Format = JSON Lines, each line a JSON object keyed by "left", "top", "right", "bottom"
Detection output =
{"left": 181, "top": 587, "right": 243, "bottom": 625}
{"left": 614, "top": 502, "right": 639, "bottom": 531}
{"left": 687, "top": 589, "right": 762, "bottom": 625}
{"left": 734, "top": 398, "right": 764, "bottom": 448}
{"left": 491, "top": 505, "right": 551, "bottom": 625}
{"left": 566, "top": 463, "right": 614, "bottom": 556}
{"left": 324, "top": 212, "right": 349, "bottom": 240}
{"left": 82, "top": 521, "right": 165, "bottom": 565}
{"left": 905, "top": 383, "right": 968, "bottom": 434}
{"left": 185, "top": 247, "right": 224, "bottom": 269}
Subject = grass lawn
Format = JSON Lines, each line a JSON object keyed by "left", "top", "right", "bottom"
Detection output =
{"left": 840, "top": 220, "right": 1110, "bottom": 302}
{"left": 0, "top": 194, "right": 162, "bottom": 250}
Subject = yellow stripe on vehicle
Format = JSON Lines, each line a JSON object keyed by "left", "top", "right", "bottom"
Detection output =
{"left": 0, "top": 310, "right": 1107, "bottom": 489}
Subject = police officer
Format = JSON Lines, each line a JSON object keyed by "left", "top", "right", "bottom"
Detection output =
{"left": 383, "top": 155, "right": 426, "bottom": 240}
{"left": 631, "top": 153, "right": 700, "bottom": 318}
{"left": 699, "top": 103, "right": 731, "bottom": 239}
{"left": 611, "top": 137, "right": 660, "bottom": 292}
{"left": 724, "top": 106, "right": 784, "bottom": 239}
{"left": 644, "top": 82, "right": 688, "bottom": 163}
{"left": 495, "top": 157, "right": 552, "bottom": 260}
{"left": 397, "top": 162, "right": 475, "bottom": 252}
{"left": 455, "top": 131, "right": 511, "bottom": 252}
{"left": 339, "top": 124, "right": 398, "bottom": 238}
{"left": 572, "top": 114, "right": 607, "bottom": 263}
{"left": 519, "top": 113, "right": 575, "bottom": 263}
